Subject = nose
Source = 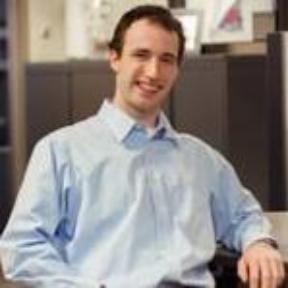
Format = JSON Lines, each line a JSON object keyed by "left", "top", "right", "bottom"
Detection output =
{"left": 144, "top": 58, "right": 160, "bottom": 79}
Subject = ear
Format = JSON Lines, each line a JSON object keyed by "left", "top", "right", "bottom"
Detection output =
{"left": 109, "top": 50, "right": 121, "bottom": 73}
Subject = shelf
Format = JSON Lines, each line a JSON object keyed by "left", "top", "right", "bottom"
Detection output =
{"left": 0, "top": 145, "right": 10, "bottom": 154}
{"left": 0, "top": 117, "right": 6, "bottom": 126}
{"left": 0, "top": 117, "right": 7, "bottom": 147}
{"left": 0, "top": 28, "right": 7, "bottom": 39}
{"left": 0, "top": 60, "right": 7, "bottom": 71}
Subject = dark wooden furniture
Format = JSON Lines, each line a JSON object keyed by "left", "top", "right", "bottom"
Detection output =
{"left": 267, "top": 32, "right": 288, "bottom": 210}
{"left": 276, "top": 0, "right": 288, "bottom": 30}
{"left": 0, "top": 0, "right": 11, "bottom": 233}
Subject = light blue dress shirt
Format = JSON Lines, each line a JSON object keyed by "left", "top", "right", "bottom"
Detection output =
{"left": 0, "top": 100, "right": 272, "bottom": 288}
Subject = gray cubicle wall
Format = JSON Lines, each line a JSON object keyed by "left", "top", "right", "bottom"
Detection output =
{"left": 25, "top": 61, "right": 117, "bottom": 156}
{"left": 26, "top": 64, "right": 71, "bottom": 157}
{"left": 267, "top": 33, "right": 288, "bottom": 210}
{"left": 227, "top": 56, "right": 269, "bottom": 209}
{"left": 173, "top": 56, "right": 229, "bottom": 155}
{"left": 70, "top": 60, "right": 114, "bottom": 122}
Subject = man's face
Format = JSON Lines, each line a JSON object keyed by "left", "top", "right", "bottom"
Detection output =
{"left": 110, "top": 19, "right": 180, "bottom": 125}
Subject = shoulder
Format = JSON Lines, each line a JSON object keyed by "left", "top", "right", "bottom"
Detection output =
{"left": 30, "top": 114, "right": 107, "bottom": 161}
{"left": 176, "top": 132, "right": 236, "bottom": 175}
{"left": 177, "top": 133, "right": 224, "bottom": 161}
{"left": 35, "top": 115, "right": 103, "bottom": 147}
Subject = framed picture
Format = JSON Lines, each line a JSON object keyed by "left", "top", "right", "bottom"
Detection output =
{"left": 203, "top": 0, "right": 254, "bottom": 44}
{"left": 186, "top": 0, "right": 255, "bottom": 44}
{"left": 173, "top": 9, "right": 203, "bottom": 54}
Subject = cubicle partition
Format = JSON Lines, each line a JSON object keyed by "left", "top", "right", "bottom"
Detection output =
{"left": 283, "top": 33, "right": 288, "bottom": 209}
{"left": 267, "top": 32, "right": 288, "bottom": 209}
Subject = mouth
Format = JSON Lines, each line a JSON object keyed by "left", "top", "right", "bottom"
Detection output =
{"left": 136, "top": 80, "right": 163, "bottom": 95}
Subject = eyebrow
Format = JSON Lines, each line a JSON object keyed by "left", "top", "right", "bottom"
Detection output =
{"left": 131, "top": 48, "right": 177, "bottom": 59}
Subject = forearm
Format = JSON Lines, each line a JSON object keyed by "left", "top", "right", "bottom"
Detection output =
{"left": 213, "top": 157, "right": 273, "bottom": 251}
{"left": 231, "top": 208, "right": 273, "bottom": 251}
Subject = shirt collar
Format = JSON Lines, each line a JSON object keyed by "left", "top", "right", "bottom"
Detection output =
{"left": 98, "top": 99, "right": 178, "bottom": 143}
{"left": 156, "top": 112, "right": 178, "bottom": 142}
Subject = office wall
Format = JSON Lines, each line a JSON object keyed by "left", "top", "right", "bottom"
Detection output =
{"left": 27, "top": 0, "right": 66, "bottom": 62}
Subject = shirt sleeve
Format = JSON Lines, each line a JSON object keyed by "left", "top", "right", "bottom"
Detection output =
{"left": 211, "top": 154, "right": 273, "bottom": 252}
{"left": 0, "top": 138, "right": 97, "bottom": 288}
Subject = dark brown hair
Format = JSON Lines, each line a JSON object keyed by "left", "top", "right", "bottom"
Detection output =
{"left": 108, "top": 5, "right": 186, "bottom": 65}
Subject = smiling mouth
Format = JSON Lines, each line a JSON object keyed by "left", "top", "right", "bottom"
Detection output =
{"left": 136, "top": 80, "right": 163, "bottom": 95}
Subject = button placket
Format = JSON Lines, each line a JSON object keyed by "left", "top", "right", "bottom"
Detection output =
{"left": 144, "top": 143, "right": 173, "bottom": 258}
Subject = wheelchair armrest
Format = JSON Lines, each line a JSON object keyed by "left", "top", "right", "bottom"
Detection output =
{"left": 209, "top": 244, "right": 241, "bottom": 285}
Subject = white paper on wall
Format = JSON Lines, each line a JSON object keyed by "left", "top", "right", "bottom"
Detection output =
{"left": 65, "top": 0, "right": 92, "bottom": 59}
{"left": 186, "top": 0, "right": 274, "bottom": 13}
{"left": 249, "top": 0, "right": 275, "bottom": 12}
{"left": 28, "top": 0, "right": 66, "bottom": 62}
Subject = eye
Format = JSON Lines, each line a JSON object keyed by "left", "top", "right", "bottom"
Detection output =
{"left": 132, "top": 51, "right": 149, "bottom": 60}
{"left": 131, "top": 49, "right": 151, "bottom": 61}
{"left": 160, "top": 55, "right": 177, "bottom": 65}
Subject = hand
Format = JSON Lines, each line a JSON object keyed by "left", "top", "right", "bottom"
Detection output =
{"left": 237, "top": 240, "right": 285, "bottom": 288}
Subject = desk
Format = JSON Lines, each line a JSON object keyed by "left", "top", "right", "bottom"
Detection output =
{"left": 267, "top": 212, "right": 288, "bottom": 274}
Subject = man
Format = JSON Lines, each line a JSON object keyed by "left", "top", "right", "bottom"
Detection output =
{"left": 0, "top": 5, "right": 285, "bottom": 288}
